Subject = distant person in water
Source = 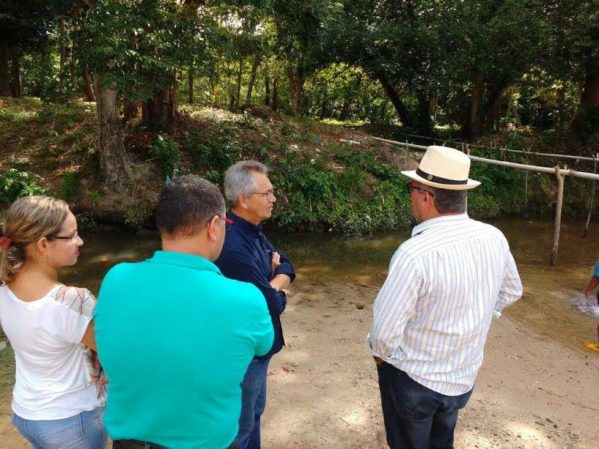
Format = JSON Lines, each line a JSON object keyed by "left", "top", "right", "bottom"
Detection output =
{"left": 0, "top": 196, "right": 107, "bottom": 449}
{"left": 583, "top": 261, "right": 599, "bottom": 351}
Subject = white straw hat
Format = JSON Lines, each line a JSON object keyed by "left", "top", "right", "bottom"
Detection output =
{"left": 401, "top": 145, "right": 480, "bottom": 190}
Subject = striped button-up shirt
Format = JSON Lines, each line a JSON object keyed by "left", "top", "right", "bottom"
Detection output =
{"left": 369, "top": 213, "right": 522, "bottom": 396}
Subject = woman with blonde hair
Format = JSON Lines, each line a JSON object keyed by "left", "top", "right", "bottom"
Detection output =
{"left": 0, "top": 196, "right": 107, "bottom": 449}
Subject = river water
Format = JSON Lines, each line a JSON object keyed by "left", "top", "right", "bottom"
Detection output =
{"left": 63, "top": 218, "right": 599, "bottom": 351}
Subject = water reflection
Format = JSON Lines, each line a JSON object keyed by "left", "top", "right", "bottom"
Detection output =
{"left": 63, "top": 219, "right": 599, "bottom": 351}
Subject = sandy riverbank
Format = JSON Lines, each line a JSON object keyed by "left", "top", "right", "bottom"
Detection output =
{"left": 2, "top": 280, "right": 598, "bottom": 448}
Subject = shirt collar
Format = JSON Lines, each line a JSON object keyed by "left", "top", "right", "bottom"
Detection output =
{"left": 227, "top": 210, "right": 263, "bottom": 236}
{"left": 148, "top": 250, "right": 222, "bottom": 274}
{"left": 411, "top": 213, "right": 469, "bottom": 237}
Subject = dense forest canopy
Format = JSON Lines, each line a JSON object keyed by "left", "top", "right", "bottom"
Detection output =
{"left": 1, "top": 0, "right": 598, "bottom": 190}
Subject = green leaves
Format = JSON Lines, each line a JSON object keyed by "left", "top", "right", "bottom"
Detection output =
{"left": 78, "top": 0, "right": 207, "bottom": 101}
{"left": 0, "top": 168, "right": 47, "bottom": 205}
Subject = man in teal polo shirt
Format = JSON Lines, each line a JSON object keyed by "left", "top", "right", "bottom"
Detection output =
{"left": 95, "top": 175, "right": 274, "bottom": 449}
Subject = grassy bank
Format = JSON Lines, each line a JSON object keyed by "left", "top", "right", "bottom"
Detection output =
{"left": 1, "top": 97, "right": 596, "bottom": 234}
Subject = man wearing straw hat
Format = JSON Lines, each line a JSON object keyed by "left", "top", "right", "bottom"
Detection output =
{"left": 368, "top": 146, "right": 523, "bottom": 449}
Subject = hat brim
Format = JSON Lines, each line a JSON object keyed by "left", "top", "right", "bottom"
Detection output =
{"left": 401, "top": 170, "right": 480, "bottom": 190}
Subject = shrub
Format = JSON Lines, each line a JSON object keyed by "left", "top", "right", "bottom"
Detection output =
{"left": 150, "top": 134, "right": 180, "bottom": 179}
{"left": 185, "top": 127, "right": 243, "bottom": 173}
{"left": 59, "top": 172, "right": 80, "bottom": 202}
{"left": 0, "top": 168, "right": 47, "bottom": 205}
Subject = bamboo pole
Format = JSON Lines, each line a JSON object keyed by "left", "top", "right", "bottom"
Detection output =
{"left": 583, "top": 154, "right": 598, "bottom": 238}
{"left": 374, "top": 135, "right": 599, "bottom": 266}
{"left": 395, "top": 133, "right": 597, "bottom": 162}
{"left": 551, "top": 166, "right": 565, "bottom": 266}
{"left": 524, "top": 171, "right": 528, "bottom": 208}
{"left": 372, "top": 137, "right": 599, "bottom": 181}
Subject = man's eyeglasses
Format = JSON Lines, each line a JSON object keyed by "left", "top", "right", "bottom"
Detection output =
{"left": 46, "top": 232, "right": 79, "bottom": 242}
{"left": 251, "top": 189, "right": 276, "bottom": 198}
{"left": 405, "top": 183, "right": 435, "bottom": 197}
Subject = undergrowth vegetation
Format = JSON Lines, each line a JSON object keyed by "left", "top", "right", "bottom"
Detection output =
{"left": 1, "top": 98, "right": 597, "bottom": 234}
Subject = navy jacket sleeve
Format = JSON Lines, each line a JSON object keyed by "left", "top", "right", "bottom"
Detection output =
{"left": 218, "top": 249, "right": 288, "bottom": 317}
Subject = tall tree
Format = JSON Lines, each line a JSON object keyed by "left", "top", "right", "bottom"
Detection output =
{"left": 545, "top": 0, "right": 599, "bottom": 139}
{"left": 0, "top": 0, "right": 53, "bottom": 97}
{"left": 269, "top": 0, "right": 340, "bottom": 116}
{"left": 450, "top": 0, "right": 546, "bottom": 138}
{"left": 80, "top": 0, "right": 206, "bottom": 132}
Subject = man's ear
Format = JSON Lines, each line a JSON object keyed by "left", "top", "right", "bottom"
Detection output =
{"left": 205, "top": 216, "right": 218, "bottom": 241}
{"left": 237, "top": 194, "right": 249, "bottom": 209}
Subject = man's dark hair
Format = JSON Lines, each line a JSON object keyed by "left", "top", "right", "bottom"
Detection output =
{"left": 156, "top": 175, "right": 225, "bottom": 236}
{"left": 429, "top": 187, "right": 467, "bottom": 214}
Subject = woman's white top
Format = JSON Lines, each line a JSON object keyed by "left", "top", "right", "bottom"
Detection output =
{"left": 0, "top": 284, "right": 105, "bottom": 420}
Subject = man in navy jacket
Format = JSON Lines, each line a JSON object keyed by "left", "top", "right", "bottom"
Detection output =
{"left": 215, "top": 160, "right": 295, "bottom": 449}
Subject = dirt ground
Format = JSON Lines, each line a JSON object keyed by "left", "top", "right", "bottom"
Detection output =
{"left": 2, "top": 280, "right": 599, "bottom": 449}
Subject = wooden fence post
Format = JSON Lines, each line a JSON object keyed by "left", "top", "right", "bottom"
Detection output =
{"left": 550, "top": 166, "right": 565, "bottom": 266}
{"left": 583, "top": 154, "right": 598, "bottom": 238}
{"left": 524, "top": 171, "right": 529, "bottom": 208}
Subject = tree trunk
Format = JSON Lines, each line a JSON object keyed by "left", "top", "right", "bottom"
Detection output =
{"left": 581, "top": 79, "right": 599, "bottom": 109}
{"left": 59, "top": 19, "right": 67, "bottom": 73}
{"left": 10, "top": 48, "right": 21, "bottom": 98}
{"left": 142, "top": 85, "right": 176, "bottom": 133}
{"left": 380, "top": 99, "right": 389, "bottom": 123}
{"left": 188, "top": 66, "right": 194, "bottom": 104}
{"left": 376, "top": 75, "right": 411, "bottom": 127}
{"left": 93, "top": 74, "right": 131, "bottom": 190}
{"left": 467, "top": 72, "right": 484, "bottom": 138}
{"left": 83, "top": 72, "right": 95, "bottom": 101}
{"left": 71, "top": 10, "right": 80, "bottom": 85}
{"left": 572, "top": 58, "right": 599, "bottom": 138}
{"left": 123, "top": 97, "right": 139, "bottom": 123}
{"left": 70, "top": 35, "right": 77, "bottom": 85}
{"left": 0, "top": 41, "right": 10, "bottom": 96}
{"left": 339, "top": 98, "right": 350, "bottom": 121}
{"left": 235, "top": 58, "right": 243, "bottom": 110}
{"left": 416, "top": 91, "right": 432, "bottom": 135}
{"left": 288, "top": 66, "right": 303, "bottom": 116}
{"left": 246, "top": 53, "right": 261, "bottom": 103}
{"left": 581, "top": 57, "right": 599, "bottom": 109}
{"left": 319, "top": 94, "right": 327, "bottom": 120}
{"left": 264, "top": 74, "right": 270, "bottom": 106}
{"left": 272, "top": 75, "right": 279, "bottom": 111}
{"left": 483, "top": 81, "right": 507, "bottom": 131}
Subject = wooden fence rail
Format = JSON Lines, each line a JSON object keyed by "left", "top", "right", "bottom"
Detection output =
{"left": 371, "top": 137, "right": 599, "bottom": 266}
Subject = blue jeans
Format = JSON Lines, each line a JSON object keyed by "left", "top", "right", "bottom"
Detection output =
{"left": 12, "top": 407, "right": 107, "bottom": 449}
{"left": 236, "top": 357, "right": 270, "bottom": 449}
{"left": 377, "top": 362, "right": 472, "bottom": 449}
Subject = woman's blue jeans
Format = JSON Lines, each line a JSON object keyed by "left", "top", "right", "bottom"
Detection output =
{"left": 12, "top": 407, "right": 107, "bottom": 449}
{"left": 236, "top": 357, "right": 270, "bottom": 449}
{"left": 377, "top": 362, "right": 472, "bottom": 449}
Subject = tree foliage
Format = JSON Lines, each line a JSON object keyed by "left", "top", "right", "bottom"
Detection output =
{"left": 3, "top": 0, "right": 599, "bottom": 189}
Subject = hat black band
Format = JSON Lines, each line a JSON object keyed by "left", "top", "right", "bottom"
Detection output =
{"left": 416, "top": 168, "right": 468, "bottom": 185}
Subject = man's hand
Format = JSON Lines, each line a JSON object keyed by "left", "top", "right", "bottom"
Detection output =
{"left": 270, "top": 273, "right": 291, "bottom": 292}
{"left": 271, "top": 251, "right": 281, "bottom": 275}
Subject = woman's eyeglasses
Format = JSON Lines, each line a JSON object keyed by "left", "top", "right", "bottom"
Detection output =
{"left": 46, "top": 232, "right": 79, "bottom": 241}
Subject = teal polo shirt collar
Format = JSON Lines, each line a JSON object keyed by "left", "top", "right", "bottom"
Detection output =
{"left": 148, "top": 250, "right": 223, "bottom": 275}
